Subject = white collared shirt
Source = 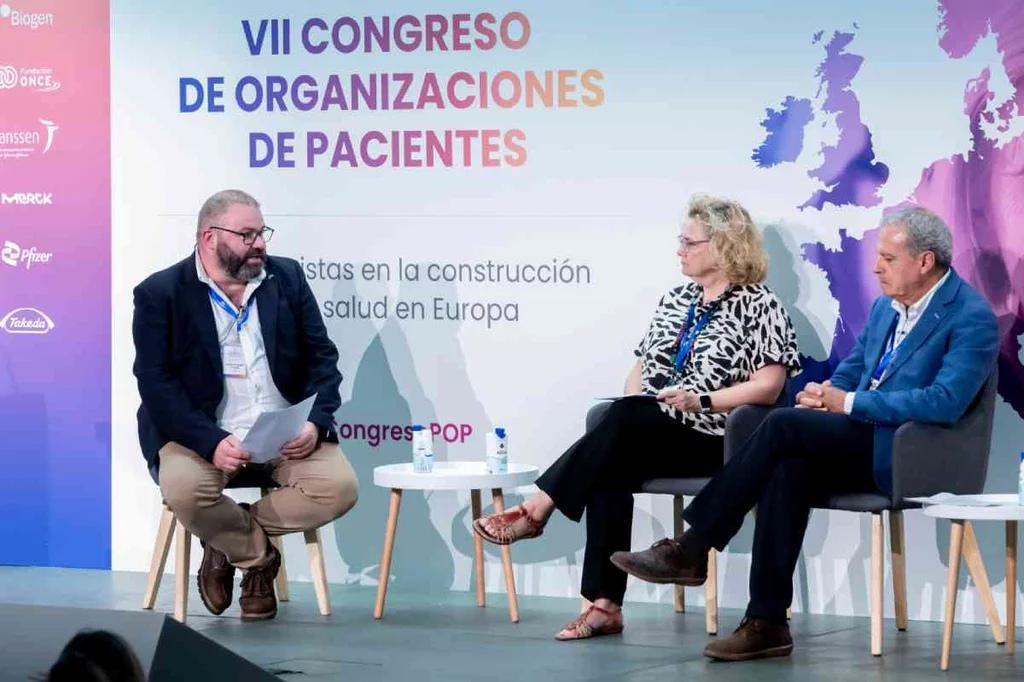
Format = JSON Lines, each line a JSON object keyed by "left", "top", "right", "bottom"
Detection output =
{"left": 843, "top": 269, "right": 951, "bottom": 413}
{"left": 195, "top": 252, "right": 290, "bottom": 440}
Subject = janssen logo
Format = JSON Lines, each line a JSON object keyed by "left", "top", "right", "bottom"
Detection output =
{"left": 0, "top": 4, "right": 55, "bottom": 30}
{"left": 0, "top": 307, "right": 55, "bottom": 335}
{"left": 0, "top": 118, "right": 59, "bottom": 160}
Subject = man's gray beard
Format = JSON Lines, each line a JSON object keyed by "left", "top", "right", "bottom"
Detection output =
{"left": 217, "top": 242, "right": 265, "bottom": 281}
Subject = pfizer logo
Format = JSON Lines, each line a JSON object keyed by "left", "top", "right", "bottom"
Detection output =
{"left": 0, "top": 307, "right": 55, "bottom": 334}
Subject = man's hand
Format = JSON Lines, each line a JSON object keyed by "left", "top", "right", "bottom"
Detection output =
{"left": 280, "top": 421, "right": 318, "bottom": 460}
{"left": 657, "top": 388, "right": 701, "bottom": 413}
{"left": 212, "top": 435, "right": 252, "bottom": 474}
{"left": 795, "top": 380, "right": 847, "bottom": 413}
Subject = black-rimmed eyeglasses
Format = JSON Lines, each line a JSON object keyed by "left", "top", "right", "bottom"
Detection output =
{"left": 209, "top": 226, "right": 275, "bottom": 245}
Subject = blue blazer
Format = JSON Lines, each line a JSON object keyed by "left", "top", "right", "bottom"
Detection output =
{"left": 829, "top": 269, "right": 998, "bottom": 492}
{"left": 132, "top": 254, "right": 342, "bottom": 478}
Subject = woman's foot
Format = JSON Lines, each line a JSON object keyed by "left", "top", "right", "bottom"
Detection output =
{"left": 555, "top": 604, "right": 624, "bottom": 641}
{"left": 473, "top": 505, "right": 546, "bottom": 546}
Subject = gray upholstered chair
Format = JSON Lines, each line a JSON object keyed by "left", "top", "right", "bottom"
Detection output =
{"left": 585, "top": 388, "right": 787, "bottom": 634}
{"left": 813, "top": 368, "right": 1000, "bottom": 656}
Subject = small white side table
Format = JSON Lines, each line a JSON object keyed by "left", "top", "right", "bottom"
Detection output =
{"left": 372, "top": 461, "right": 540, "bottom": 623}
{"left": 923, "top": 494, "right": 1023, "bottom": 670}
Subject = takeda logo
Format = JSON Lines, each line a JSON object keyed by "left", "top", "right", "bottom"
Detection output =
{"left": 0, "top": 4, "right": 55, "bottom": 30}
{"left": 0, "top": 308, "right": 55, "bottom": 335}
{"left": 0, "top": 65, "right": 61, "bottom": 92}
{"left": 0, "top": 118, "right": 58, "bottom": 160}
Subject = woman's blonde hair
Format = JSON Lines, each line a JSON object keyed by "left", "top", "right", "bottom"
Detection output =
{"left": 686, "top": 194, "right": 768, "bottom": 285}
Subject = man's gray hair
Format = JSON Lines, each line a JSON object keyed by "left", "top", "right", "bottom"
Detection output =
{"left": 196, "top": 189, "right": 260, "bottom": 238}
{"left": 880, "top": 207, "right": 953, "bottom": 270}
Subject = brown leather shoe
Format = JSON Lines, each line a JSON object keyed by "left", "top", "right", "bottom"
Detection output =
{"left": 197, "top": 540, "right": 235, "bottom": 616}
{"left": 609, "top": 538, "right": 708, "bottom": 586}
{"left": 239, "top": 543, "right": 281, "bottom": 621}
{"left": 704, "top": 617, "right": 793, "bottom": 661}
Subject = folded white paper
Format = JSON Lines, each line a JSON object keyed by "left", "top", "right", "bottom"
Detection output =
{"left": 241, "top": 394, "right": 318, "bottom": 463}
{"left": 596, "top": 393, "right": 659, "bottom": 401}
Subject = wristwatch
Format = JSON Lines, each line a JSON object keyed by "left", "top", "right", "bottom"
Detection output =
{"left": 698, "top": 394, "right": 713, "bottom": 413}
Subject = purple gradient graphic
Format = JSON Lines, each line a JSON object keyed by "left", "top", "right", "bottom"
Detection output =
{"left": 752, "top": 96, "right": 814, "bottom": 168}
{"left": 800, "top": 31, "right": 890, "bottom": 210}
{"left": 0, "top": 0, "right": 111, "bottom": 567}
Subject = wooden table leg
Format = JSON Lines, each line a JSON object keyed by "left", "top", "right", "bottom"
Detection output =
{"left": 491, "top": 489, "right": 520, "bottom": 623}
{"left": 471, "top": 490, "right": 486, "bottom": 607}
{"left": 942, "top": 520, "right": 965, "bottom": 671}
{"left": 1008, "top": 520, "right": 1017, "bottom": 656}
{"left": 963, "top": 521, "right": 1005, "bottom": 644}
{"left": 373, "top": 489, "right": 402, "bottom": 620}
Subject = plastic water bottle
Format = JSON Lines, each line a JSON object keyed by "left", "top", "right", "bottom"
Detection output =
{"left": 412, "top": 425, "right": 434, "bottom": 473}
{"left": 486, "top": 427, "right": 508, "bottom": 474}
{"left": 1018, "top": 452, "right": 1024, "bottom": 505}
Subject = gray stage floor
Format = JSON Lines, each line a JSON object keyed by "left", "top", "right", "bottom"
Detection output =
{"left": 0, "top": 566, "right": 1021, "bottom": 681}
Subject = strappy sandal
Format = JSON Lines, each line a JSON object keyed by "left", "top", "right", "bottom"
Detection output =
{"left": 472, "top": 505, "right": 545, "bottom": 546}
{"left": 555, "top": 605, "right": 624, "bottom": 641}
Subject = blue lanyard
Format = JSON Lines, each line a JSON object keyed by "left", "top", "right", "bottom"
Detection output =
{"left": 872, "top": 316, "right": 901, "bottom": 382}
{"left": 673, "top": 297, "right": 723, "bottom": 373}
{"left": 208, "top": 288, "right": 251, "bottom": 333}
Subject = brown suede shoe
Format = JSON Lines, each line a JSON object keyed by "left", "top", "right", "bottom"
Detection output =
{"left": 704, "top": 617, "right": 793, "bottom": 661}
{"left": 197, "top": 540, "right": 235, "bottom": 616}
{"left": 609, "top": 538, "right": 708, "bottom": 586}
{"left": 239, "top": 543, "right": 281, "bottom": 621}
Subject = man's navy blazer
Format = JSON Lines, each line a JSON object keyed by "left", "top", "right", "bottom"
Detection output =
{"left": 132, "top": 253, "right": 341, "bottom": 477}
{"left": 829, "top": 269, "right": 999, "bottom": 492}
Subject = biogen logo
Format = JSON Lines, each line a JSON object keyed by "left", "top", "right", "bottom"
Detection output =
{"left": 0, "top": 307, "right": 55, "bottom": 335}
{"left": 0, "top": 4, "right": 55, "bottom": 30}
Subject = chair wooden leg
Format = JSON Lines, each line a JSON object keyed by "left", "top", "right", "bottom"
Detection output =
{"left": 942, "top": 520, "right": 965, "bottom": 671}
{"left": 143, "top": 506, "right": 176, "bottom": 609}
{"left": 963, "top": 521, "right": 1005, "bottom": 644}
{"left": 173, "top": 521, "right": 192, "bottom": 624}
{"left": 889, "top": 511, "right": 908, "bottom": 631}
{"left": 492, "top": 489, "right": 520, "bottom": 623}
{"left": 259, "top": 487, "right": 290, "bottom": 602}
{"left": 373, "top": 489, "right": 402, "bottom": 619}
{"left": 471, "top": 490, "right": 486, "bottom": 608}
{"left": 870, "top": 512, "right": 884, "bottom": 656}
{"left": 304, "top": 528, "right": 331, "bottom": 616}
{"left": 705, "top": 548, "right": 718, "bottom": 635}
{"left": 1007, "top": 520, "right": 1017, "bottom": 656}
{"left": 673, "top": 495, "right": 685, "bottom": 614}
{"left": 268, "top": 536, "right": 290, "bottom": 602}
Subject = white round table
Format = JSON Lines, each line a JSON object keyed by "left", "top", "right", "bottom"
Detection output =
{"left": 923, "top": 494, "right": 1024, "bottom": 670}
{"left": 371, "top": 461, "right": 540, "bottom": 623}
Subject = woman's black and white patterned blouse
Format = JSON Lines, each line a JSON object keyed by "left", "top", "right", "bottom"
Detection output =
{"left": 634, "top": 282, "right": 801, "bottom": 436}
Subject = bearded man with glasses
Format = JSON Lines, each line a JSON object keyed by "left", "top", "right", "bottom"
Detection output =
{"left": 131, "top": 189, "right": 358, "bottom": 621}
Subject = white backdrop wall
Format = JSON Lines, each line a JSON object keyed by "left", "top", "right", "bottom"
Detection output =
{"left": 111, "top": 0, "right": 1024, "bottom": 626}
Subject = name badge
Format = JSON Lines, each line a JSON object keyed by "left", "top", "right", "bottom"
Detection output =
{"left": 223, "top": 344, "right": 247, "bottom": 378}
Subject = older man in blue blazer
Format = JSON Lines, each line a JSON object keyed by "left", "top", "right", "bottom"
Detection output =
{"left": 611, "top": 207, "right": 999, "bottom": 661}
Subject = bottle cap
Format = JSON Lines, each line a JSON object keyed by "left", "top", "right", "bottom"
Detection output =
{"left": 495, "top": 427, "right": 506, "bottom": 438}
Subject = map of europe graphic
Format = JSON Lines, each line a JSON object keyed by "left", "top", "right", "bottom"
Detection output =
{"left": 752, "top": 0, "right": 1024, "bottom": 417}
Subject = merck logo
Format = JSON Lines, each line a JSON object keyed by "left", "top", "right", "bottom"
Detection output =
{"left": 0, "top": 308, "right": 55, "bottom": 335}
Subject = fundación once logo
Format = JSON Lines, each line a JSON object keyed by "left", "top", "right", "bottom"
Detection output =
{"left": 0, "top": 118, "right": 58, "bottom": 160}
{"left": 0, "top": 4, "right": 55, "bottom": 30}
{"left": 0, "top": 65, "right": 61, "bottom": 92}
{"left": 1, "top": 240, "right": 52, "bottom": 269}
{"left": 0, "top": 307, "right": 55, "bottom": 335}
